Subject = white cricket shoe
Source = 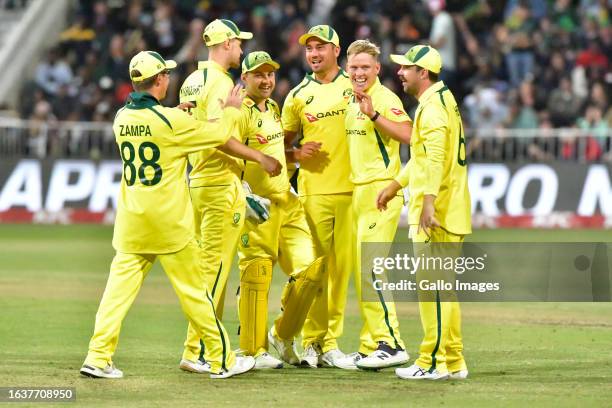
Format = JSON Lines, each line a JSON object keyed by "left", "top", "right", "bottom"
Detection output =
{"left": 80, "top": 363, "right": 123, "bottom": 379}
{"left": 300, "top": 344, "right": 321, "bottom": 368}
{"left": 320, "top": 349, "right": 346, "bottom": 368}
{"left": 210, "top": 356, "right": 255, "bottom": 379}
{"left": 179, "top": 358, "right": 211, "bottom": 374}
{"left": 330, "top": 351, "right": 363, "bottom": 370}
{"left": 356, "top": 342, "right": 409, "bottom": 370}
{"left": 449, "top": 369, "right": 469, "bottom": 380}
{"left": 254, "top": 352, "right": 283, "bottom": 369}
{"left": 268, "top": 328, "right": 299, "bottom": 365}
{"left": 396, "top": 364, "right": 449, "bottom": 380}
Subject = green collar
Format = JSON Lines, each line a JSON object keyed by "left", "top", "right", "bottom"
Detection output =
{"left": 418, "top": 81, "right": 446, "bottom": 104}
{"left": 125, "top": 92, "right": 160, "bottom": 109}
{"left": 246, "top": 94, "right": 271, "bottom": 112}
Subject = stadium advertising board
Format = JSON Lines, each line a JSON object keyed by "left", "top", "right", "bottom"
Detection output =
{"left": 0, "top": 160, "right": 610, "bottom": 227}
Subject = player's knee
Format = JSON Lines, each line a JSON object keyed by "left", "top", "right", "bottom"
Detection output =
{"left": 241, "top": 258, "right": 273, "bottom": 285}
{"left": 293, "top": 256, "right": 326, "bottom": 283}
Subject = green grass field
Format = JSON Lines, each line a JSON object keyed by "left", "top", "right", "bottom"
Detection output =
{"left": 1, "top": 225, "right": 611, "bottom": 407}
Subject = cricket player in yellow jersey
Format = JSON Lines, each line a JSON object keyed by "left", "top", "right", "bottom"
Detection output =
{"left": 282, "top": 25, "right": 354, "bottom": 368}
{"left": 378, "top": 45, "right": 471, "bottom": 380}
{"left": 177, "top": 19, "right": 281, "bottom": 374}
{"left": 334, "top": 40, "right": 412, "bottom": 370}
{"left": 233, "top": 51, "right": 325, "bottom": 369}
{"left": 80, "top": 51, "right": 262, "bottom": 379}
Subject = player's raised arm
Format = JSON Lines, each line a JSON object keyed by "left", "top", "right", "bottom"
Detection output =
{"left": 353, "top": 89, "right": 412, "bottom": 144}
{"left": 172, "top": 86, "right": 245, "bottom": 153}
{"left": 216, "top": 84, "right": 282, "bottom": 176}
{"left": 219, "top": 137, "right": 282, "bottom": 176}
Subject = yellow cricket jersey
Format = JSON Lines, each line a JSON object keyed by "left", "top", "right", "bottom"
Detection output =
{"left": 282, "top": 70, "right": 353, "bottom": 195}
{"left": 237, "top": 95, "right": 289, "bottom": 197}
{"left": 112, "top": 92, "right": 238, "bottom": 254}
{"left": 395, "top": 81, "right": 471, "bottom": 235}
{"left": 345, "top": 78, "right": 411, "bottom": 185}
{"left": 179, "top": 60, "right": 242, "bottom": 187}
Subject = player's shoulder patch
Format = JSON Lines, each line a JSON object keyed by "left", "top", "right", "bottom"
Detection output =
{"left": 243, "top": 98, "right": 256, "bottom": 109}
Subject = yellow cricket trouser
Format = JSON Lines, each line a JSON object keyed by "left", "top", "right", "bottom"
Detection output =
{"left": 182, "top": 177, "right": 245, "bottom": 362}
{"left": 410, "top": 225, "right": 467, "bottom": 374}
{"left": 238, "top": 191, "right": 316, "bottom": 356}
{"left": 84, "top": 239, "right": 235, "bottom": 374}
{"left": 301, "top": 193, "right": 353, "bottom": 353}
{"left": 353, "top": 180, "right": 405, "bottom": 355}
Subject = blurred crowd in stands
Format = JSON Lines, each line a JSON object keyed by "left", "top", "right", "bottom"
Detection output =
{"left": 8, "top": 0, "right": 612, "bottom": 160}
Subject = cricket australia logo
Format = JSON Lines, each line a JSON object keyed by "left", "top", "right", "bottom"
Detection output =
{"left": 241, "top": 233, "right": 249, "bottom": 247}
{"left": 233, "top": 212, "right": 241, "bottom": 225}
{"left": 343, "top": 88, "right": 353, "bottom": 101}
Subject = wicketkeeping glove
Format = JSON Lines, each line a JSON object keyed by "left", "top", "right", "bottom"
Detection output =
{"left": 242, "top": 181, "right": 271, "bottom": 224}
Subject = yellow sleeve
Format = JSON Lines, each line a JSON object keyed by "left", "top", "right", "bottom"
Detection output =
{"left": 420, "top": 104, "right": 448, "bottom": 196}
{"left": 236, "top": 107, "right": 252, "bottom": 143}
{"left": 281, "top": 91, "right": 300, "bottom": 132}
{"left": 395, "top": 159, "right": 411, "bottom": 187}
{"left": 381, "top": 92, "right": 412, "bottom": 123}
{"left": 170, "top": 107, "right": 240, "bottom": 154}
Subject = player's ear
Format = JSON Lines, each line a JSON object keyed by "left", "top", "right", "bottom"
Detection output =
{"left": 375, "top": 61, "right": 381, "bottom": 75}
{"left": 154, "top": 73, "right": 163, "bottom": 88}
{"left": 334, "top": 46, "right": 341, "bottom": 58}
{"left": 240, "top": 72, "right": 247, "bottom": 82}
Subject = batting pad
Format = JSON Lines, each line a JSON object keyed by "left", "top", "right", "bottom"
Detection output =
{"left": 274, "top": 256, "right": 325, "bottom": 340}
{"left": 239, "top": 258, "right": 273, "bottom": 355}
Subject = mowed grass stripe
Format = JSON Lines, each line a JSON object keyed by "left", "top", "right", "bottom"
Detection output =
{"left": 0, "top": 225, "right": 611, "bottom": 407}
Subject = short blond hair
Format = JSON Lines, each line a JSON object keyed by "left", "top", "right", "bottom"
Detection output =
{"left": 347, "top": 39, "right": 381, "bottom": 59}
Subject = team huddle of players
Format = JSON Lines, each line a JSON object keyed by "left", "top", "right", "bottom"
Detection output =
{"left": 80, "top": 18, "right": 471, "bottom": 382}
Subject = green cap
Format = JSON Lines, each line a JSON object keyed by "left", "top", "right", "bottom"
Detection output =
{"left": 129, "top": 51, "right": 177, "bottom": 82}
{"left": 242, "top": 51, "right": 280, "bottom": 73}
{"left": 203, "top": 19, "right": 253, "bottom": 46}
{"left": 390, "top": 45, "right": 442, "bottom": 74}
{"left": 298, "top": 25, "right": 340, "bottom": 47}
